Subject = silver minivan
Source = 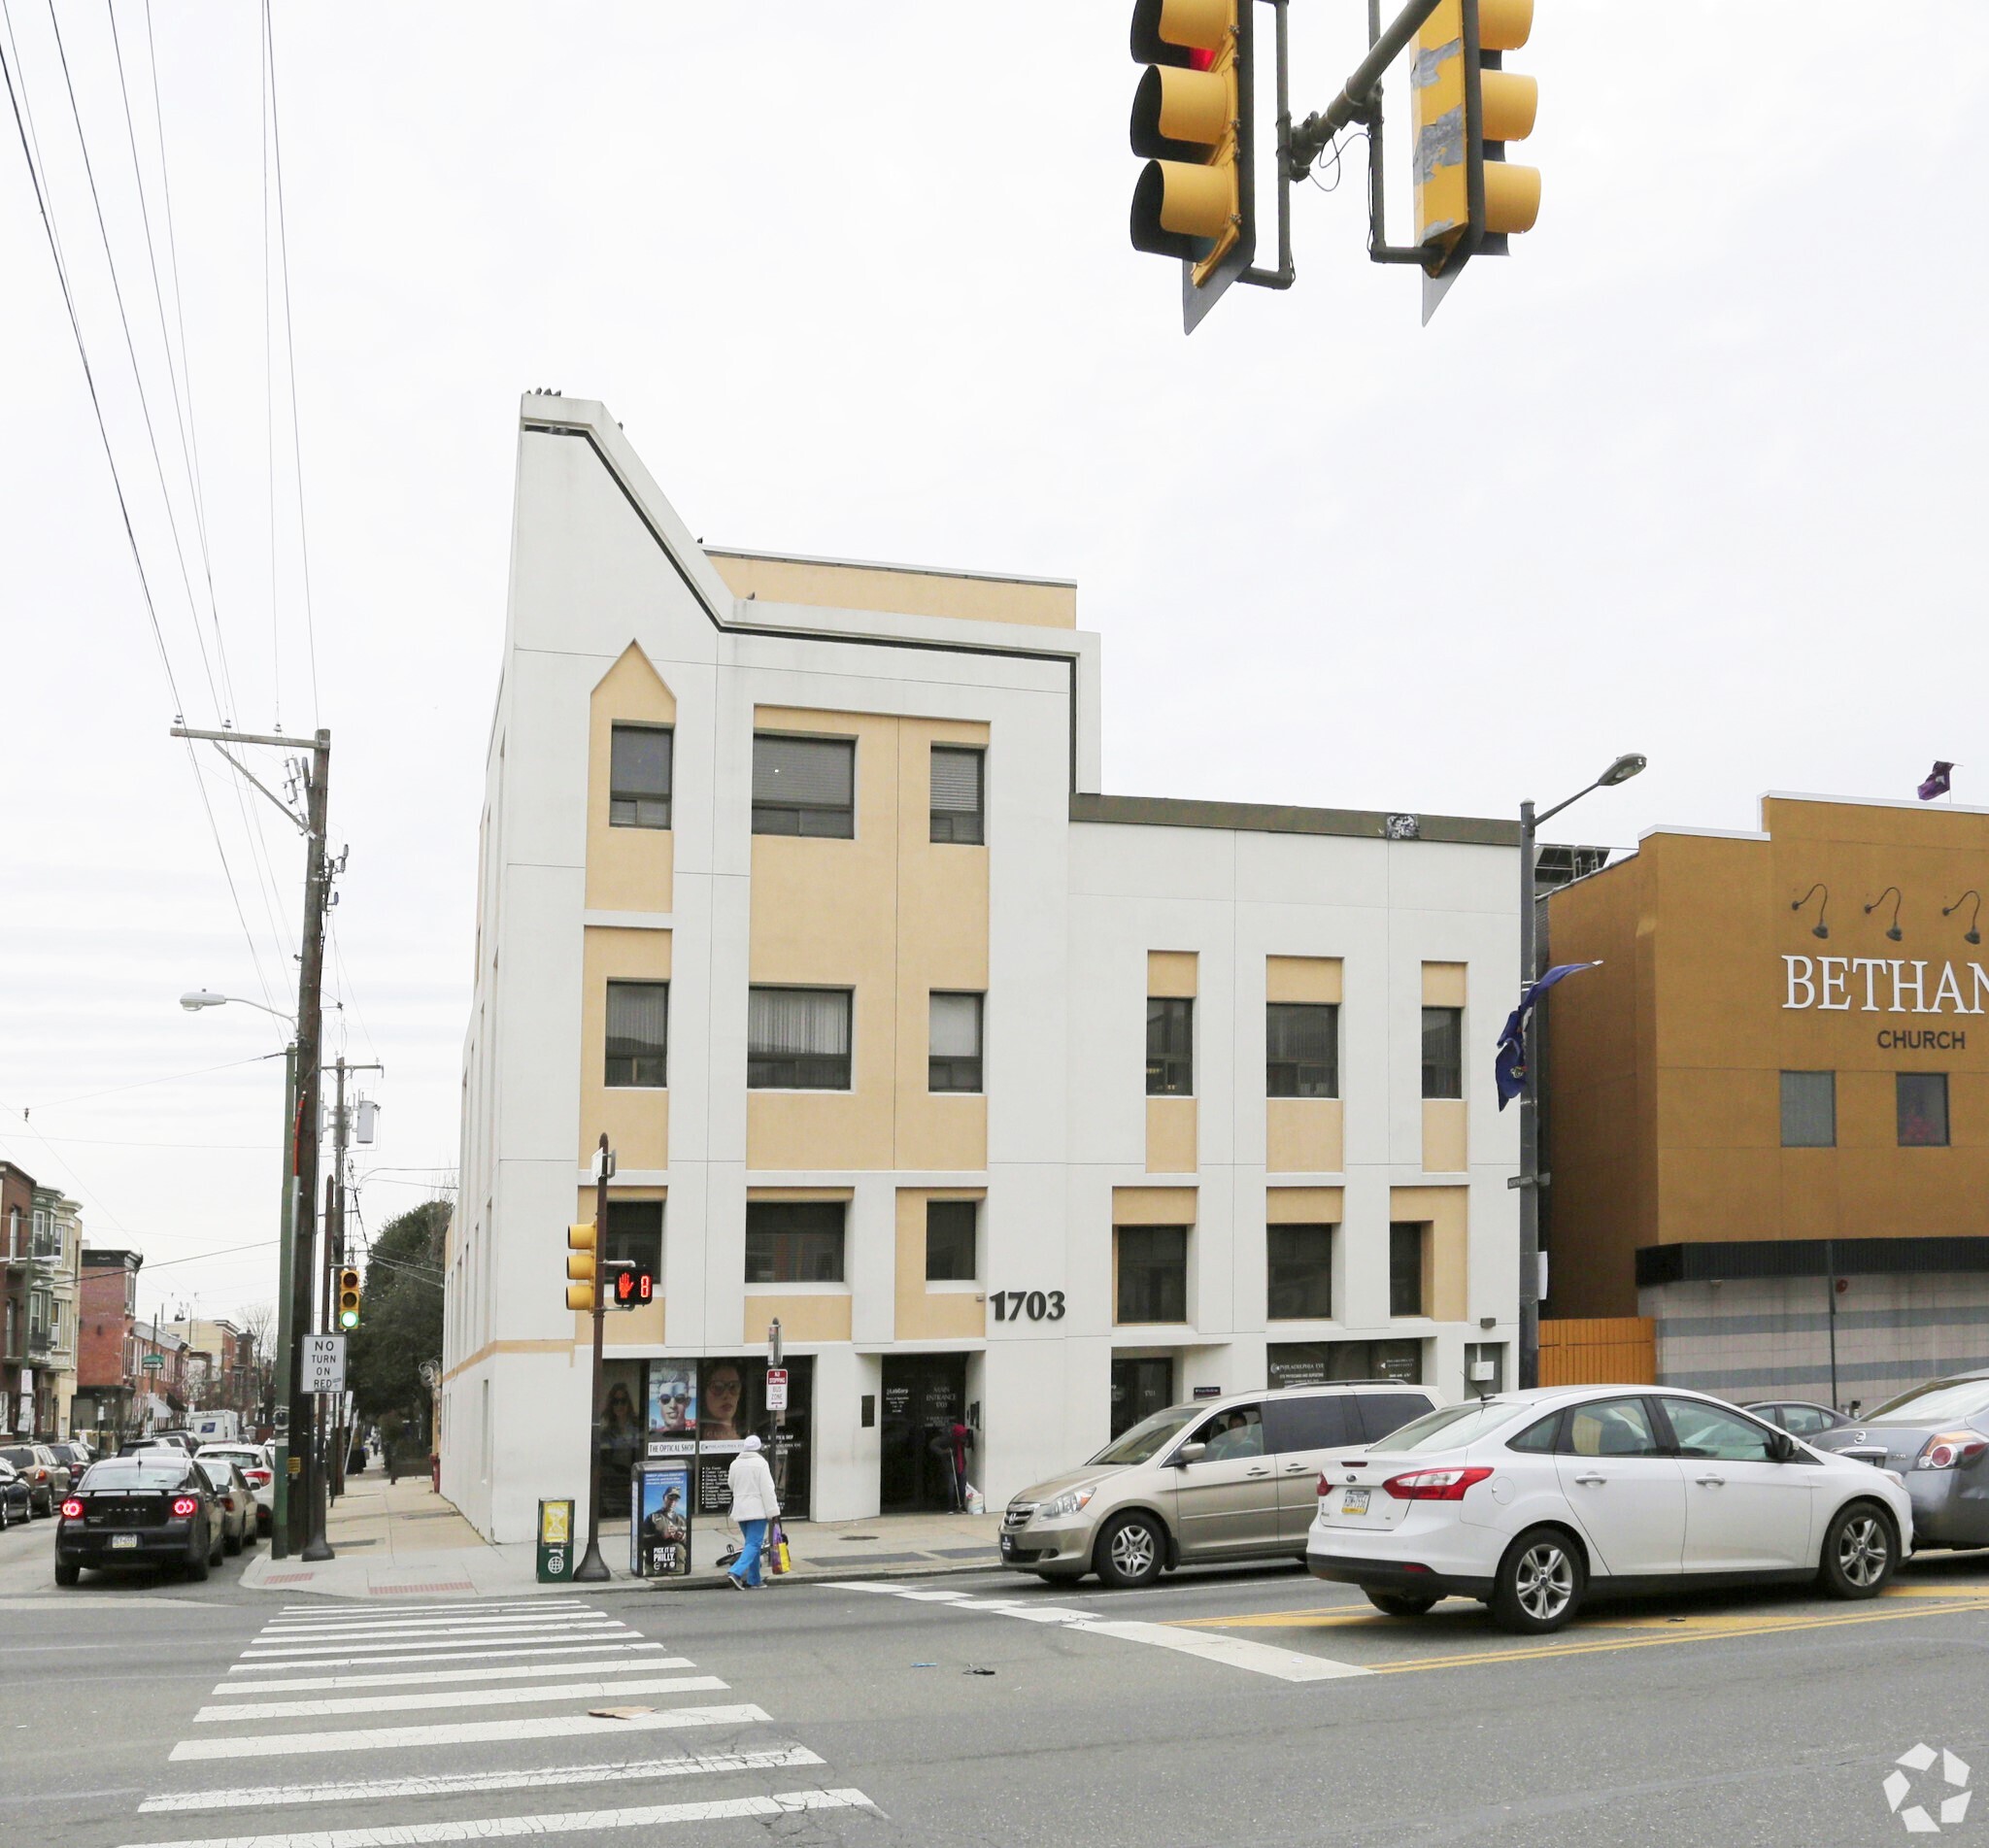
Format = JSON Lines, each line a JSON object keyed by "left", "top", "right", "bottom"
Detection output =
{"left": 999, "top": 1383, "right": 1438, "bottom": 1588}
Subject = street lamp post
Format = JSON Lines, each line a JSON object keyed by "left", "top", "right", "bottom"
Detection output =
{"left": 1516, "top": 754, "right": 1646, "bottom": 1391}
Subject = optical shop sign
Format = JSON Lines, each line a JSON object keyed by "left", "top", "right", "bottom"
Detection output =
{"left": 1784, "top": 956, "right": 1989, "bottom": 1049}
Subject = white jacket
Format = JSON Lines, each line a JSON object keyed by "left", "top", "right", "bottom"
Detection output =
{"left": 726, "top": 1448, "right": 780, "bottom": 1523}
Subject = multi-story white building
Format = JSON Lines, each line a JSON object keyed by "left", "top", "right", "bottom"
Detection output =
{"left": 444, "top": 395, "right": 1522, "bottom": 1541}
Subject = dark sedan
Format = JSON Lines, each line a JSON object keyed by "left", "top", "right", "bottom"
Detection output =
{"left": 0, "top": 1459, "right": 32, "bottom": 1529}
{"left": 1815, "top": 1370, "right": 1989, "bottom": 1549}
{"left": 55, "top": 1455, "right": 224, "bottom": 1584}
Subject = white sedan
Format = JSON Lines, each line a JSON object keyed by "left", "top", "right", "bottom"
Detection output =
{"left": 185, "top": 1442, "right": 276, "bottom": 1534}
{"left": 1306, "top": 1386, "right": 1914, "bottom": 1634}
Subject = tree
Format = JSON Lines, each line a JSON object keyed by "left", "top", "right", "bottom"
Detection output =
{"left": 346, "top": 1201, "right": 447, "bottom": 1439}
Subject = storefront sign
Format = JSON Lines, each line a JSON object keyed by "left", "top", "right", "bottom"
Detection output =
{"left": 1783, "top": 956, "right": 1989, "bottom": 1017}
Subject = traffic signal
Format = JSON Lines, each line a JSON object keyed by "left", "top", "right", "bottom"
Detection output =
{"left": 611, "top": 1262, "right": 656, "bottom": 1310}
{"left": 1129, "top": 0, "right": 1255, "bottom": 330}
{"left": 336, "top": 1267, "right": 361, "bottom": 1331}
{"left": 1411, "top": 0, "right": 1538, "bottom": 279}
{"left": 565, "top": 1223, "right": 598, "bottom": 1313}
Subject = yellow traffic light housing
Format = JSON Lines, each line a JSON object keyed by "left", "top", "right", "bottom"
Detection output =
{"left": 565, "top": 1223, "right": 597, "bottom": 1313}
{"left": 1412, "top": 0, "right": 1538, "bottom": 288}
{"left": 1129, "top": 0, "right": 1256, "bottom": 331}
{"left": 336, "top": 1266, "right": 361, "bottom": 1331}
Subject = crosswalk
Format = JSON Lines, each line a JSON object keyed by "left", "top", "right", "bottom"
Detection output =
{"left": 122, "top": 1595, "right": 878, "bottom": 1847}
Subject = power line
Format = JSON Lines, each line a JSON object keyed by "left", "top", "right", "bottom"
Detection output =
{"left": 15, "top": 1050, "right": 281, "bottom": 1117}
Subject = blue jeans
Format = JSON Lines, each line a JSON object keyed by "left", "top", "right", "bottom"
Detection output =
{"left": 731, "top": 1518, "right": 769, "bottom": 1587}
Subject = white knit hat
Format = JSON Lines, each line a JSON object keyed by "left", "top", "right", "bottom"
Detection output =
{"left": 742, "top": 1434, "right": 762, "bottom": 1452}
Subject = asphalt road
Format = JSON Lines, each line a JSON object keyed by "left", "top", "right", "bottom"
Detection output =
{"left": 5, "top": 1507, "right": 1988, "bottom": 1848}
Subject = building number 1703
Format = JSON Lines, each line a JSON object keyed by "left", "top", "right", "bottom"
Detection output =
{"left": 991, "top": 1290, "right": 1065, "bottom": 1323}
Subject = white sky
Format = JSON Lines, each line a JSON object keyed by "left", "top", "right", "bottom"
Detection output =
{"left": 2, "top": 3, "right": 1984, "bottom": 1327}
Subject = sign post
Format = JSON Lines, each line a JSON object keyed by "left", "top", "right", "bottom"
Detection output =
{"left": 536, "top": 1498, "right": 576, "bottom": 1583}
{"left": 767, "top": 1321, "right": 787, "bottom": 1500}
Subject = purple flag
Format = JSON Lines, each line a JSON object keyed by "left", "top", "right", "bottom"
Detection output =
{"left": 1919, "top": 761, "right": 1955, "bottom": 801}
{"left": 1494, "top": 961, "right": 1602, "bottom": 1109}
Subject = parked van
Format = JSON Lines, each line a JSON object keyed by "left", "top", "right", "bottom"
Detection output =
{"left": 999, "top": 1382, "right": 1437, "bottom": 1589}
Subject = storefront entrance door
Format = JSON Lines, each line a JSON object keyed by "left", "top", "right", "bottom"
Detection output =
{"left": 1111, "top": 1358, "right": 1174, "bottom": 1439}
{"left": 880, "top": 1355, "right": 967, "bottom": 1514}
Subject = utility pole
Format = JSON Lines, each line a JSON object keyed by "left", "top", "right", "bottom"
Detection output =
{"left": 270, "top": 1044, "right": 298, "bottom": 1556}
{"left": 572, "top": 1134, "right": 615, "bottom": 1584}
{"left": 323, "top": 1055, "right": 381, "bottom": 1509}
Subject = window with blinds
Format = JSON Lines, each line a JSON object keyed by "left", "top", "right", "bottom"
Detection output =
{"left": 752, "top": 734, "right": 856, "bottom": 837}
{"left": 1266, "top": 1002, "right": 1338, "bottom": 1097}
{"left": 604, "top": 981, "right": 668, "bottom": 1088}
{"left": 745, "top": 1201, "right": 847, "bottom": 1283}
{"left": 747, "top": 987, "right": 853, "bottom": 1090}
{"left": 929, "top": 746, "right": 985, "bottom": 844}
{"left": 609, "top": 724, "right": 672, "bottom": 828}
{"left": 928, "top": 991, "right": 983, "bottom": 1092}
{"left": 1421, "top": 1007, "right": 1463, "bottom": 1099}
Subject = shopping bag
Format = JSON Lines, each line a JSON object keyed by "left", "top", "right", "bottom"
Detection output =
{"left": 963, "top": 1483, "right": 985, "bottom": 1516}
{"left": 770, "top": 1522, "right": 792, "bottom": 1575}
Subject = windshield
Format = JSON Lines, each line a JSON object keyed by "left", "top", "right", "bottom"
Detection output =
{"left": 1089, "top": 1405, "right": 1201, "bottom": 1466}
{"left": 196, "top": 1461, "right": 234, "bottom": 1486}
{"left": 1367, "top": 1401, "right": 1529, "bottom": 1453}
{"left": 1866, "top": 1379, "right": 1989, "bottom": 1424}
{"left": 82, "top": 1462, "right": 191, "bottom": 1492}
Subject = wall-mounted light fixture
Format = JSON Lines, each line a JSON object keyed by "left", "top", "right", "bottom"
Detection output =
{"left": 1791, "top": 883, "right": 1830, "bottom": 940}
{"left": 1863, "top": 886, "right": 1904, "bottom": 943}
{"left": 1943, "top": 890, "right": 1982, "bottom": 946}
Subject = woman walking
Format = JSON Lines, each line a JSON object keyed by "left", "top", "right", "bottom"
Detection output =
{"left": 725, "top": 1434, "right": 780, "bottom": 1590}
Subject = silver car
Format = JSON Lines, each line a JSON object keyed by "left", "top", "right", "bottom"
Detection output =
{"left": 1813, "top": 1370, "right": 1989, "bottom": 1548}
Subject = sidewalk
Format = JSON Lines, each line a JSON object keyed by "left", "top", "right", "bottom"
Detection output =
{"left": 240, "top": 1467, "right": 1003, "bottom": 1600}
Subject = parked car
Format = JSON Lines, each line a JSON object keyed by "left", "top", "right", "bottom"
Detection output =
{"left": 192, "top": 1457, "right": 257, "bottom": 1555}
{"left": 1801, "top": 1371, "right": 1989, "bottom": 1549}
{"left": 0, "top": 1443, "right": 70, "bottom": 1516}
{"left": 142, "top": 1430, "right": 202, "bottom": 1455}
{"left": 1000, "top": 1382, "right": 1439, "bottom": 1588}
{"left": 54, "top": 1454, "right": 223, "bottom": 1584}
{"left": 193, "top": 1443, "right": 275, "bottom": 1534}
{"left": 47, "top": 1440, "right": 95, "bottom": 1477}
{"left": 1745, "top": 1400, "right": 1861, "bottom": 1443}
{"left": 1305, "top": 1386, "right": 1913, "bottom": 1634}
{"left": 0, "top": 1459, "right": 32, "bottom": 1529}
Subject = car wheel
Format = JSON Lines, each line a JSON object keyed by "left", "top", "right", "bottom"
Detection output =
{"left": 185, "top": 1544, "right": 211, "bottom": 1583}
{"left": 1491, "top": 1526, "right": 1586, "bottom": 1634}
{"left": 1365, "top": 1588, "right": 1441, "bottom": 1618}
{"left": 0, "top": 1496, "right": 10, "bottom": 1530}
{"left": 210, "top": 1528, "right": 224, "bottom": 1566}
{"left": 1095, "top": 1512, "right": 1166, "bottom": 1589}
{"left": 1818, "top": 1501, "right": 1896, "bottom": 1599}
{"left": 53, "top": 1562, "right": 80, "bottom": 1587}
{"left": 224, "top": 1526, "right": 243, "bottom": 1557}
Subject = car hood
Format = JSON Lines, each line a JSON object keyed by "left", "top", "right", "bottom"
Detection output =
{"left": 1010, "top": 1463, "right": 1128, "bottom": 1506}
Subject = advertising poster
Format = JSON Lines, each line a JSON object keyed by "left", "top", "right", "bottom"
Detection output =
{"left": 693, "top": 1357, "right": 813, "bottom": 1516}
{"left": 645, "top": 1362, "right": 698, "bottom": 1460}
{"left": 633, "top": 1462, "right": 691, "bottom": 1577}
{"left": 597, "top": 1361, "right": 644, "bottom": 1517}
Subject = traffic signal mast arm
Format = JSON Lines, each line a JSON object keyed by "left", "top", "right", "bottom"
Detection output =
{"left": 1287, "top": 0, "right": 1443, "bottom": 181}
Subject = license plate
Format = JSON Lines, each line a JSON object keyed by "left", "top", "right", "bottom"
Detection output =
{"left": 111, "top": 1532, "right": 139, "bottom": 1550}
{"left": 999, "top": 1534, "right": 1014, "bottom": 1556}
{"left": 1339, "top": 1489, "right": 1371, "bottom": 1517}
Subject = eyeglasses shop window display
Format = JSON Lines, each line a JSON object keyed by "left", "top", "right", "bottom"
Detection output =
{"left": 644, "top": 1356, "right": 814, "bottom": 1518}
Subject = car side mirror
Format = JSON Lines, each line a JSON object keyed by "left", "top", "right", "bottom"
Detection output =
{"left": 1174, "top": 1442, "right": 1206, "bottom": 1467}
{"left": 1769, "top": 1431, "right": 1797, "bottom": 1463}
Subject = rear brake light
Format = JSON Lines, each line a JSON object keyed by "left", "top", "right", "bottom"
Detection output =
{"left": 1915, "top": 1431, "right": 1988, "bottom": 1471}
{"left": 171, "top": 1495, "right": 199, "bottom": 1516}
{"left": 1316, "top": 1473, "right": 1330, "bottom": 1496}
{"left": 1383, "top": 1466, "right": 1495, "bottom": 1501}
{"left": 245, "top": 1469, "right": 272, "bottom": 1486}
{"left": 60, "top": 1497, "right": 83, "bottom": 1518}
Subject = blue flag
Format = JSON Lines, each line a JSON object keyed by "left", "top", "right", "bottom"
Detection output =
{"left": 1495, "top": 961, "right": 1601, "bottom": 1109}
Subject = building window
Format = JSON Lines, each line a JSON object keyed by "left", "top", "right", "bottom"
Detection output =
{"left": 1147, "top": 997, "right": 1194, "bottom": 1095}
{"left": 604, "top": 981, "right": 668, "bottom": 1088}
{"left": 930, "top": 746, "right": 985, "bottom": 844}
{"left": 1117, "top": 1225, "right": 1188, "bottom": 1323}
{"left": 928, "top": 992, "right": 984, "bottom": 1092}
{"left": 1421, "top": 1007, "right": 1463, "bottom": 1099}
{"left": 747, "top": 987, "right": 853, "bottom": 1090}
{"left": 1267, "top": 1339, "right": 1426, "bottom": 1390}
{"left": 609, "top": 723, "right": 672, "bottom": 828}
{"left": 1267, "top": 1223, "right": 1333, "bottom": 1320}
{"left": 744, "top": 1201, "right": 846, "bottom": 1283}
{"left": 1780, "top": 1070, "right": 1836, "bottom": 1148}
{"left": 1266, "top": 1003, "right": 1338, "bottom": 1098}
{"left": 604, "top": 1200, "right": 662, "bottom": 1286}
{"left": 752, "top": 734, "right": 855, "bottom": 837}
{"left": 1389, "top": 1221, "right": 1428, "bottom": 1317}
{"left": 1898, "top": 1072, "right": 1950, "bottom": 1147}
{"left": 925, "top": 1200, "right": 978, "bottom": 1281}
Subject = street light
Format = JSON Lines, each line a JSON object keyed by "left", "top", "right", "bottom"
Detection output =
{"left": 182, "top": 985, "right": 305, "bottom": 1560}
{"left": 1516, "top": 753, "right": 1646, "bottom": 1391}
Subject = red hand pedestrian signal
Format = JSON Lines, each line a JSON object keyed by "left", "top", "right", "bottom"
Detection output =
{"left": 612, "top": 1264, "right": 655, "bottom": 1309}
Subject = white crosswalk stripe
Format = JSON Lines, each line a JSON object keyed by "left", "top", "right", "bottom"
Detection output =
{"left": 125, "top": 1594, "right": 879, "bottom": 1837}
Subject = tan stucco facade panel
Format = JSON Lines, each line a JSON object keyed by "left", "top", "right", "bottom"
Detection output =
{"left": 1266, "top": 956, "right": 1343, "bottom": 1004}
{"left": 1113, "top": 1186, "right": 1198, "bottom": 1225}
{"left": 894, "top": 1189, "right": 988, "bottom": 1342}
{"left": 1389, "top": 1184, "right": 1468, "bottom": 1324}
{"left": 743, "top": 1293, "right": 853, "bottom": 1344}
{"left": 1266, "top": 1098, "right": 1344, "bottom": 1173}
{"left": 585, "top": 645, "right": 676, "bottom": 914}
{"left": 1266, "top": 1186, "right": 1344, "bottom": 1224}
{"left": 708, "top": 553, "right": 1076, "bottom": 629}
{"left": 1146, "top": 1096, "right": 1197, "bottom": 1174}
{"left": 1422, "top": 960, "right": 1468, "bottom": 1008}
{"left": 1422, "top": 1099, "right": 1468, "bottom": 1174}
{"left": 1147, "top": 951, "right": 1198, "bottom": 998}
{"left": 579, "top": 927, "right": 672, "bottom": 1169}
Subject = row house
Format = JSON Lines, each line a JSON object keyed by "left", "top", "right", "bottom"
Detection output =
{"left": 75, "top": 1249, "right": 144, "bottom": 1443}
